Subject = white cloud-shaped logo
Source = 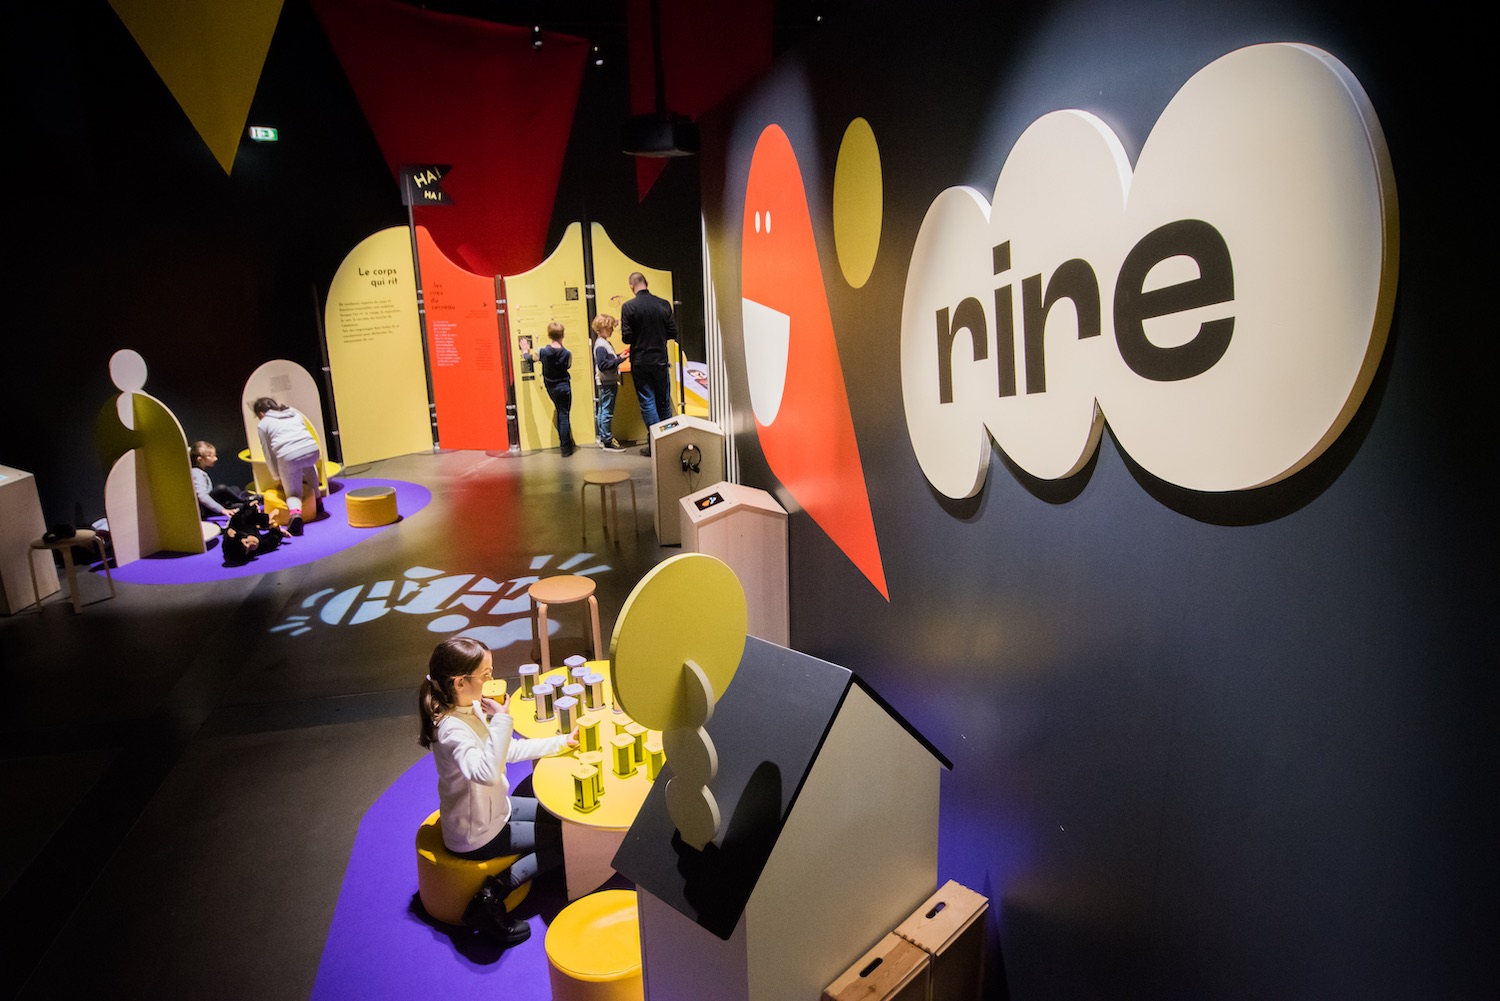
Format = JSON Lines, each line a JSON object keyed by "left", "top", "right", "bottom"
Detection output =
{"left": 900, "top": 43, "right": 1398, "bottom": 498}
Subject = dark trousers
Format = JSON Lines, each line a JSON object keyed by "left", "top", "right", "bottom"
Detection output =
{"left": 451, "top": 796, "right": 562, "bottom": 890}
{"left": 633, "top": 363, "right": 673, "bottom": 429}
{"left": 546, "top": 382, "right": 573, "bottom": 445}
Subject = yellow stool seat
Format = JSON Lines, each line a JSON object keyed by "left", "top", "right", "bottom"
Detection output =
{"left": 260, "top": 489, "right": 291, "bottom": 528}
{"left": 414, "top": 810, "right": 529, "bottom": 925}
{"left": 346, "top": 486, "right": 399, "bottom": 528}
{"left": 545, "top": 889, "right": 643, "bottom": 1001}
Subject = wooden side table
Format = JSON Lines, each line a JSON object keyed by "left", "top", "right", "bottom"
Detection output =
{"left": 29, "top": 530, "right": 115, "bottom": 614}
{"left": 529, "top": 574, "right": 603, "bottom": 672}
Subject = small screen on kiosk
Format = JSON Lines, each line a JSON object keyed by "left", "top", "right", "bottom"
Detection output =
{"left": 695, "top": 492, "right": 724, "bottom": 511}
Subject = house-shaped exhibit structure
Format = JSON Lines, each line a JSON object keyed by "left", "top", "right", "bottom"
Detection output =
{"left": 612, "top": 636, "right": 952, "bottom": 1001}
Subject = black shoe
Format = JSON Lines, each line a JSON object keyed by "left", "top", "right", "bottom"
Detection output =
{"left": 600, "top": 438, "right": 625, "bottom": 452}
{"left": 475, "top": 910, "right": 531, "bottom": 947}
{"left": 462, "top": 880, "right": 531, "bottom": 947}
{"left": 560, "top": 442, "right": 577, "bottom": 457}
{"left": 289, "top": 515, "right": 304, "bottom": 536}
{"left": 639, "top": 446, "right": 652, "bottom": 456}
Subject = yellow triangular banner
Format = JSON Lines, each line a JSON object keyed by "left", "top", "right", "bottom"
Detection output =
{"left": 109, "top": 0, "right": 285, "bottom": 175}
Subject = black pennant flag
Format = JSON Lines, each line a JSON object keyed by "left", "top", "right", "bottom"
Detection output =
{"left": 400, "top": 164, "right": 453, "bottom": 206}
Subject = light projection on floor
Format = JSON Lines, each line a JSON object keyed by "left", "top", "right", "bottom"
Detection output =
{"left": 269, "top": 552, "right": 610, "bottom": 650}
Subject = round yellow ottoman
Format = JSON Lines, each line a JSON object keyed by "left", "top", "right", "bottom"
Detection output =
{"left": 260, "top": 488, "right": 292, "bottom": 528}
{"left": 414, "top": 810, "right": 529, "bottom": 925}
{"left": 347, "top": 486, "right": 399, "bottom": 528}
{"left": 545, "top": 889, "right": 643, "bottom": 1001}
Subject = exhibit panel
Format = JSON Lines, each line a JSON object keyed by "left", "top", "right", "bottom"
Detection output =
{"left": 503, "top": 223, "right": 593, "bottom": 451}
{"left": 96, "top": 351, "right": 207, "bottom": 565}
{"left": 240, "top": 360, "right": 338, "bottom": 494}
{"left": 415, "top": 226, "right": 510, "bottom": 451}
{"left": 324, "top": 226, "right": 433, "bottom": 466}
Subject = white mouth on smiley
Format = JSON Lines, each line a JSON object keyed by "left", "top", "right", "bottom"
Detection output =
{"left": 741, "top": 297, "right": 791, "bottom": 427}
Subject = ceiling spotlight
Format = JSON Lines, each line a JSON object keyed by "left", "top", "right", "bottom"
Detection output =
{"left": 531, "top": 25, "right": 542, "bottom": 49}
{"left": 593, "top": 45, "right": 603, "bottom": 66}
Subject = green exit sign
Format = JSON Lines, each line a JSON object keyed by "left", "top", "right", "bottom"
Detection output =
{"left": 248, "top": 126, "right": 279, "bottom": 142}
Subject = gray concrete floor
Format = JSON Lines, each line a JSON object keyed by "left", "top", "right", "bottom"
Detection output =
{"left": 0, "top": 446, "right": 675, "bottom": 999}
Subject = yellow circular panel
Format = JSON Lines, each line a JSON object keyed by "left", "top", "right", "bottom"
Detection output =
{"left": 833, "top": 117, "right": 883, "bottom": 289}
{"left": 609, "top": 554, "right": 747, "bottom": 731}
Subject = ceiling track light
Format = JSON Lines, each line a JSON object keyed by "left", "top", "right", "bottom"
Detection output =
{"left": 531, "top": 25, "right": 542, "bottom": 50}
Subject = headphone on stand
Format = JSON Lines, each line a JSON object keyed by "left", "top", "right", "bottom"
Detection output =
{"left": 680, "top": 444, "right": 702, "bottom": 474}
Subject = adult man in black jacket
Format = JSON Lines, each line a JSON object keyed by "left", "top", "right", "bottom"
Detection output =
{"left": 619, "top": 271, "right": 677, "bottom": 455}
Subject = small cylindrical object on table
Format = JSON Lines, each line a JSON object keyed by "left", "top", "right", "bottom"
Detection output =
{"left": 533, "top": 682, "right": 556, "bottom": 722}
{"left": 578, "top": 751, "right": 605, "bottom": 798}
{"left": 556, "top": 695, "right": 579, "bottom": 734}
{"left": 572, "top": 763, "right": 600, "bottom": 813}
{"left": 518, "top": 663, "right": 539, "bottom": 699}
{"left": 612, "top": 733, "right": 638, "bottom": 777}
{"left": 578, "top": 713, "right": 602, "bottom": 753}
{"left": 583, "top": 672, "right": 605, "bottom": 711}
{"left": 625, "top": 722, "right": 647, "bottom": 763}
{"left": 645, "top": 737, "right": 665, "bottom": 780}
{"left": 561, "top": 683, "right": 586, "bottom": 711}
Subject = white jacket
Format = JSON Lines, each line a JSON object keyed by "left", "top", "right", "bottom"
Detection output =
{"left": 433, "top": 704, "right": 568, "bottom": 854}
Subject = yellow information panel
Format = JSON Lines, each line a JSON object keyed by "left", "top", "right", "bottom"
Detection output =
{"left": 591, "top": 222, "right": 683, "bottom": 432}
{"left": 325, "top": 227, "right": 433, "bottom": 465}
{"left": 503, "top": 223, "right": 592, "bottom": 451}
{"left": 590, "top": 222, "right": 673, "bottom": 326}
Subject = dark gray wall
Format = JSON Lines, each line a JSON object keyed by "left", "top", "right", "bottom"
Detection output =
{"left": 700, "top": 1, "right": 1492, "bottom": 997}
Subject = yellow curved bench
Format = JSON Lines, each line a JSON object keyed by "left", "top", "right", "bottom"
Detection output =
{"left": 414, "top": 810, "right": 529, "bottom": 925}
{"left": 545, "top": 889, "right": 643, "bottom": 1001}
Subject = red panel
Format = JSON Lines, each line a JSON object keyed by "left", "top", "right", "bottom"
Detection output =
{"left": 311, "top": 0, "right": 587, "bottom": 277}
{"left": 416, "top": 227, "right": 509, "bottom": 451}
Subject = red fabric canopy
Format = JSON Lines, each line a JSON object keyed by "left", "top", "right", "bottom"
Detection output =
{"left": 312, "top": 0, "right": 587, "bottom": 277}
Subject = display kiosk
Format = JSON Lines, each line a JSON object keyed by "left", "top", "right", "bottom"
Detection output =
{"left": 649, "top": 415, "right": 725, "bottom": 545}
{"left": 0, "top": 465, "right": 56, "bottom": 613}
{"left": 679, "top": 481, "right": 789, "bottom": 646}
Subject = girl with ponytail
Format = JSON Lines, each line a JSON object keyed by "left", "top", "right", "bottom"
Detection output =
{"left": 418, "top": 637, "right": 577, "bottom": 946}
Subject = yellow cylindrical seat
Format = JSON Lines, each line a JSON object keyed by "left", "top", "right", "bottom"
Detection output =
{"left": 347, "top": 486, "right": 399, "bottom": 528}
{"left": 414, "top": 810, "right": 529, "bottom": 925}
{"left": 545, "top": 889, "right": 643, "bottom": 1001}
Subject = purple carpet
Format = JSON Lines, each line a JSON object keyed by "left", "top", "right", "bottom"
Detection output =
{"left": 311, "top": 755, "right": 564, "bottom": 1001}
{"left": 110, "top": 479, "right": 431, "bottom": 584}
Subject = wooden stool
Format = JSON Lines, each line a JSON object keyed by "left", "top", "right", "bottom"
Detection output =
{"left": 29, "top": 530, "right": 115, "bottom": 614}
{"left": 414, "top": 810, "right": 529, "bottom": 925}
{"left": 580, "top": 470, "right": 638, "bottom": 543}
{"left": 545, "top": 889, "right": 643, "bottom": 1001}
{"left": 529, "top": 575, "right": 603, "bottom": 672}
{"left": 347, "top": 486, "right": 399, "bottom": 528}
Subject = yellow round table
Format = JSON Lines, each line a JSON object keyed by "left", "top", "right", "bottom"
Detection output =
{"left": 488, "top": 664, "right": 658, "bottom": 900}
